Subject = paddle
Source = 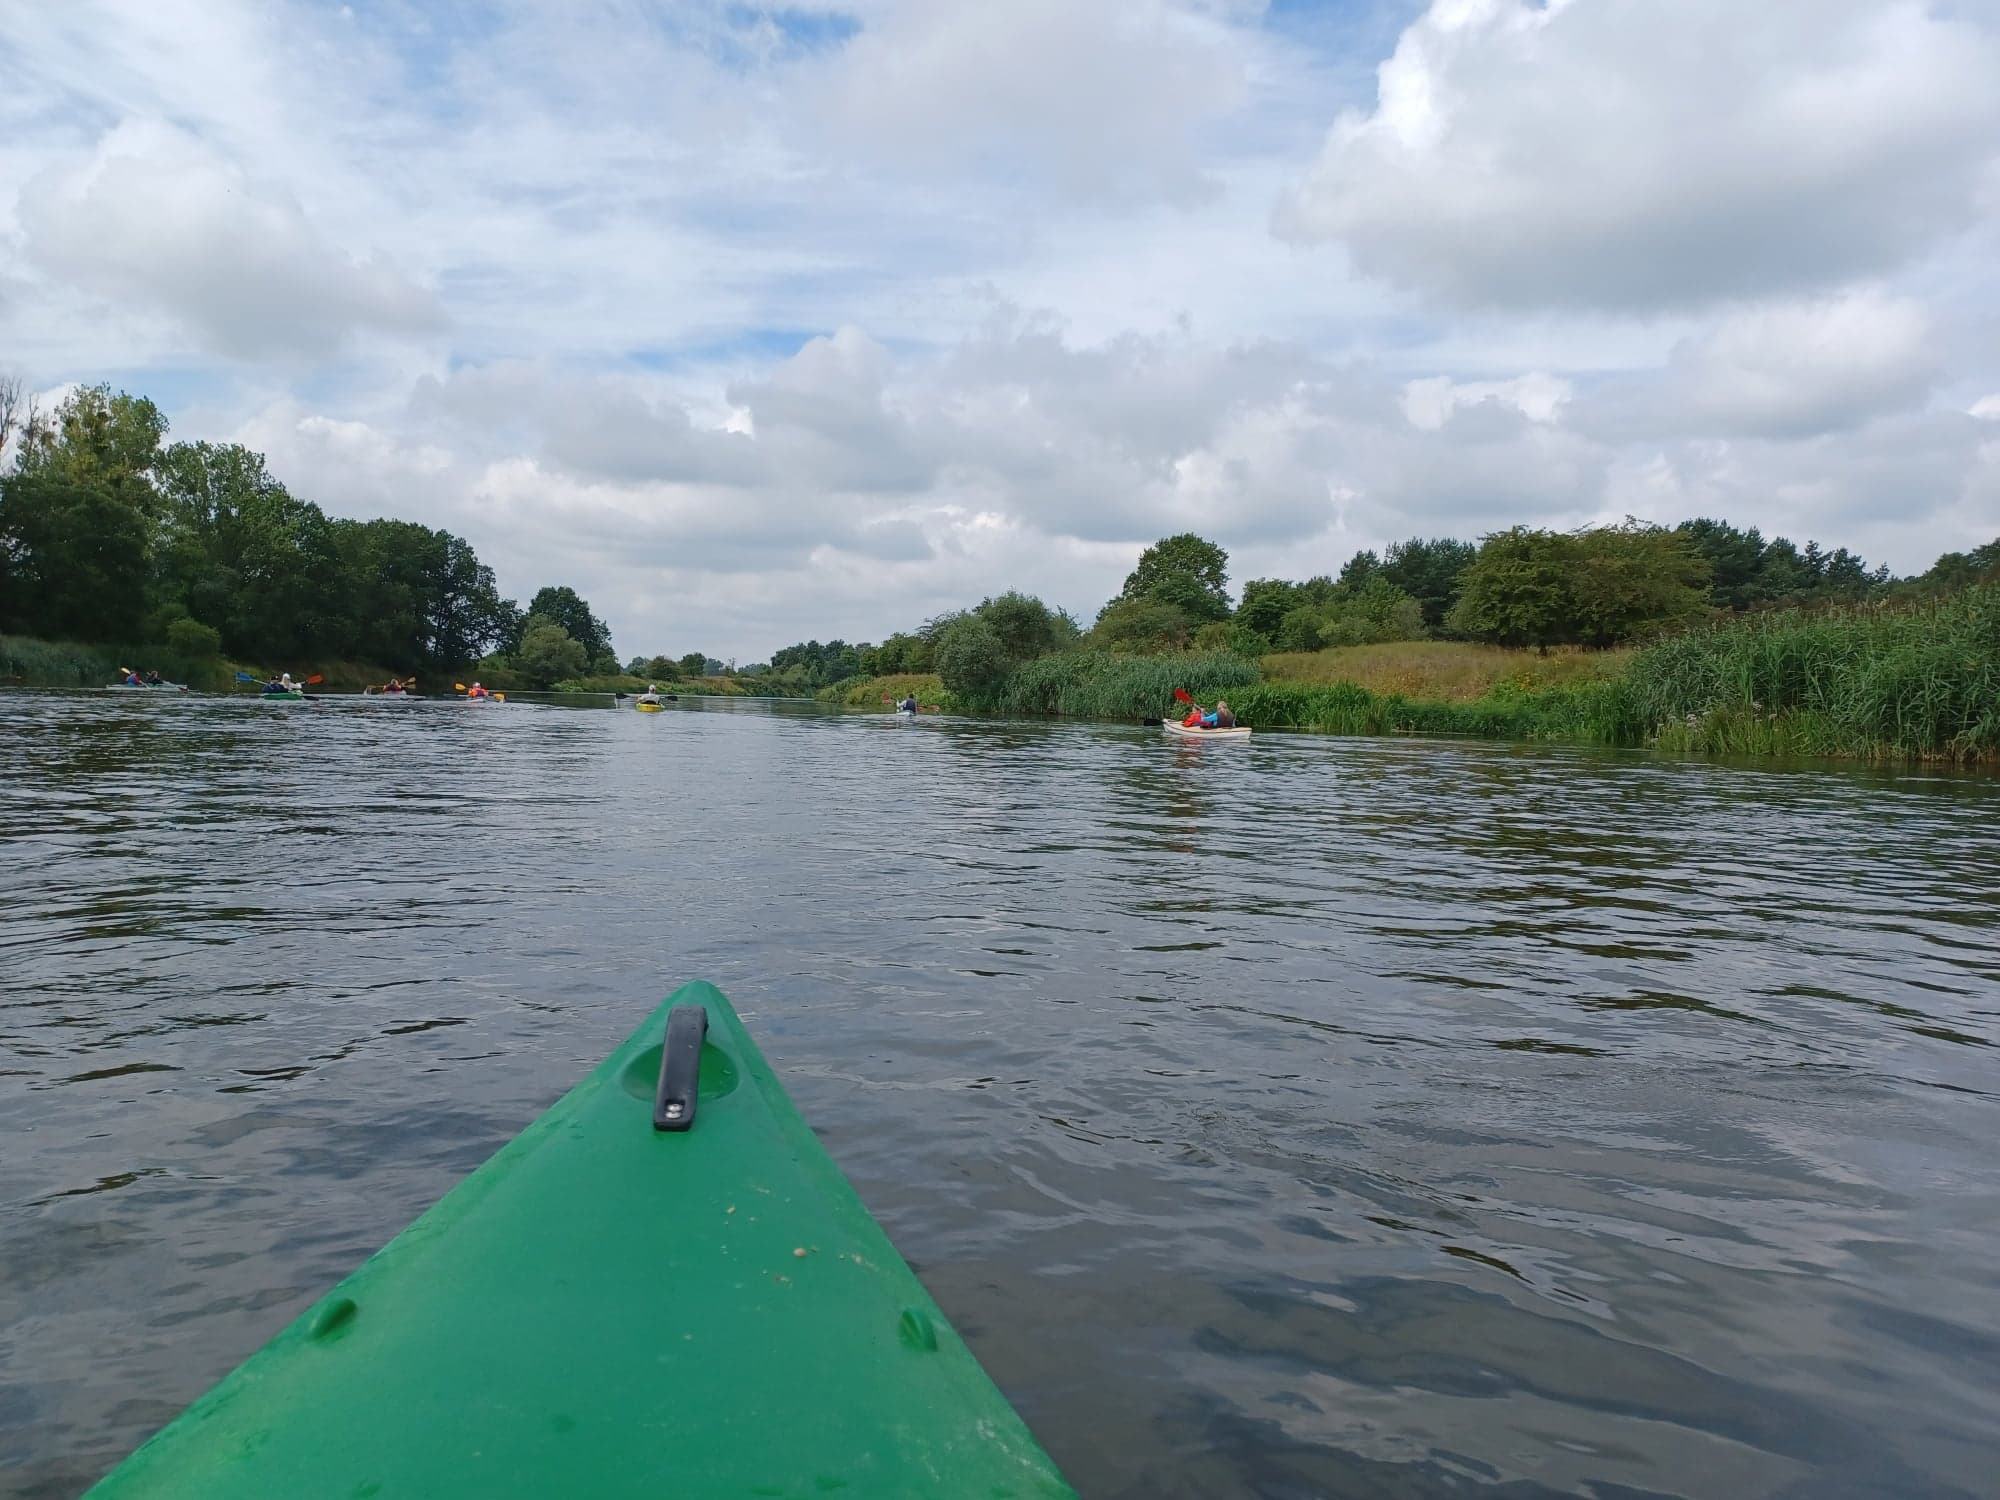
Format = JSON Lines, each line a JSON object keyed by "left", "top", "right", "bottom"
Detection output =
{"left": 236, "top": 672, "right": 322, "bottom": 687}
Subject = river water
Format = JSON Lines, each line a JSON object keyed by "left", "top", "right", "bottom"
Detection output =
{"left": 1, "top": 691, "right": 1996, "bottom": 1498}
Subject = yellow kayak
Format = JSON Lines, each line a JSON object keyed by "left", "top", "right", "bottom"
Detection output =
{"left": 635, "top": 700, "right": 664, "bottom": 712}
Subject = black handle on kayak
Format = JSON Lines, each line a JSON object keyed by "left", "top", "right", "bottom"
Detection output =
{"left": 653, "top": 1004, "right": 707, "bottom": 1131}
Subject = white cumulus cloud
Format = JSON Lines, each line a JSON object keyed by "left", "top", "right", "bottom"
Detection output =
{"left": 1277, "top": 0, "right": 2000, "bottom": 311}
{"left": 18, "top": 120, "right": 445, "bottom": 359}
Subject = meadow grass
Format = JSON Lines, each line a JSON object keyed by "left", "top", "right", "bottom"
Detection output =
{"left": 1260, "top": 640, "right": 1631, "bottom": 701}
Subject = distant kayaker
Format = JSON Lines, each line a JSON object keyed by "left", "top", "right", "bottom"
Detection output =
{"left": 638, "top": 683, "right": 662, "bottom": 705}
{"left": 144, "top": 670, "right": 163, "bottom": 686}
{"left": 125, "top": 671, "right": 144, "bottom": 687}
{"left": 467, "top": 682, "right": 489, "bottom": 699}
{"left": 1213, "top": 701, "right": 1236, "bottom": 728}
{"left": 899, "top": 695, "right": 918, "bottom": 714}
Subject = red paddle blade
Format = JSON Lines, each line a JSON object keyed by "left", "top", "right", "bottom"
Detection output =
{"left": 1173, "top": 687, "right": 1193, "bottom": 703}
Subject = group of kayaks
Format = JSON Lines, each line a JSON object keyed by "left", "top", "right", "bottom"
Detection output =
{"left": 84, "top": 983, "right": 1078, "bottom": 1498}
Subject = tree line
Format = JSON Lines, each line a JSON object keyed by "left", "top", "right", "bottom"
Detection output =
{"left": 769, "top": 519, "right": 1997, "bottom": 708}
{"left": 0, "top": 380, "right": 682, "bottom": 685}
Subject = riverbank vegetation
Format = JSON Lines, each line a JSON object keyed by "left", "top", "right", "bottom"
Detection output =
{"left": 799, "top": 525, "right": 1999, "bottom": 763}
{"left": 0, "top": 380, "right": 721, "bottom": 690}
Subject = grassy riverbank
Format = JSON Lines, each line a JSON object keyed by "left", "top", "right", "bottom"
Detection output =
{"left": 1262, "top": 640, "right": 1631, "bottom": 699}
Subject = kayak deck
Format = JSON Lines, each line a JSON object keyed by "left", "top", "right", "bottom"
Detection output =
{"left": 1162, "top": 720, "right": 1251, "bottom": 740}
{"left": 88, "top": 982, "right": 1074, "bottom": 1499}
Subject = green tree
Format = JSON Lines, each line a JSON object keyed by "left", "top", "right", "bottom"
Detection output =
{"left": 524, "top": 586, "right": 613, "bottom": 663}
{"left": 1568, "top": 523, "right": 1712, "bottom": 646}
{"left": 1115, "top": 533, "right": 1230, "bottom": 622}
{"left": 977, "top": 591, "right": 1078, "bottom": 660}
{"left": 1675, "top": 519, "right": 1770, "bottom": 611}
{"left": 1381, "top": 537, "right": 1477, "bottom": 628}
{"left": 679, "top": 651, "right": 708, "bottom": 676}
{"left": 1449, "top": 523, "right": 1712, "bottom": 649}
{"left": 1445, "top": 528, "right": 1581, "bottom": 650}
{"left": 0, "top": 386, "right": 167, "bottom": 640}
{"left": 1336, "top": 549, "right": 1383, "bottom": 592}
{"left": 934, "top": 614, "right": 1009, "bottom": 703}
{"left": 514, "top": 615, "right": 588, "bottom": 687}
{"left": 1092, "top": 595, "right": 1193, "bottom": 652}
{"left": 1235, "top": 578, "right": 1302, "bottom": 638}
{"left": 0, "top": 474, "right": 153, "bottom": 639}
{"left": 166, "top": 617, "right": 222, "bottom": 656}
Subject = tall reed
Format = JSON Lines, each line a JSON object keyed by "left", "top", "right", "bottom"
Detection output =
{"left": 1627, "top": 585, "right": 2000, "bottom": 760}
{"left": 1000, "top": 650, "right": 1259, "bottom": 719}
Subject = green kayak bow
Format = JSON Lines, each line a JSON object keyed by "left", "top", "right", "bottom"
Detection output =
{"left": 89, "top": 982, "right": 1074, "bottom": 1499}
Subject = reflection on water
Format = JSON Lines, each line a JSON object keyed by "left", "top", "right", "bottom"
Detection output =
{"left": 2, "top": 691, "right": 1997, "bottom": 1498}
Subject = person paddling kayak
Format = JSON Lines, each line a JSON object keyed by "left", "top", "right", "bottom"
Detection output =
{"left": 466, "top": 682, "right": 491, "bottom": 700}
{"left": 637, "top": 683, "right": 662, "bottom": 706}
{"left": 898, "top": 694, "right": 918, "bottom": 714}
{"left": 1178, "top": 699, "right": 1237, "bottom": 730}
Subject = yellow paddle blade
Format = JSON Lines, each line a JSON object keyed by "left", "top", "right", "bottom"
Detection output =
{"left": 455, "top": 683, "right": 467, "bottom": 692}
{"left": 494, "top": 693, "right": 506, "bottom": 702}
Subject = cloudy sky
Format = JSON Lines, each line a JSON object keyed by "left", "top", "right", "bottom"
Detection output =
{"left": 6, "top": 0, "right": 1999, "bottom": 661}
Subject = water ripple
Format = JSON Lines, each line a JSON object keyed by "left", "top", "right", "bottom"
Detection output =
{"left": 2, "top": 692, "right": 1997, "bottom": 1498}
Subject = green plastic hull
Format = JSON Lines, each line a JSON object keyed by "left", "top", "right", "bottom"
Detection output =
{"left": 88, "top": 982, "right": 1074, "bottom": 1499}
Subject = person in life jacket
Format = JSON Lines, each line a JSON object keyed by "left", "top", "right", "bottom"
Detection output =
{"left": 1182, "top": 702, "right": 1205, "bottom": 728}
{"left": 467, "top": 682, "right": 488, "bottom": 699}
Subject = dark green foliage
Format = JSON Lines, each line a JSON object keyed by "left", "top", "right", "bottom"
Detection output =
{"left": 1092, "top": 596, "right": 1193, "bottom": 652}
{"left": 978, "top": 591, "right": 1079, "bottom": 660}
{"left": 523, "top": 586, "right": 614, "bottom": 663}
{"left": 511, "top": 615, "right": 589, "bottom": 687}
{"left": 1448, "top": 523, "right": 1710, "bottom": 649}
{"left": 933, "top": 592, "right": 1077, "bottom": 704}
{"left": 768, "top": 639, "right": 864, "bottom": 689}
{"left": 1899, "top": 537, "right": 2000, "bottom": 597}
{"left": 680, "top": 652, "right": 708, "bottom": 676}
{"left": 1234, "top": 578, "right": 1300, "bottom": 637}
{"left": 859, "top": 631, "right": 933, "bottom": 675}
{"left": 1336, "top": 549, "right": 1383, "bottom": 591}
{"left": 0, "top": 474, "right": 153, "bottom": 639}
{"left": 935, "top": 615, "right": 1010, "bottom": 702}
{"left": 1381, "top": 537, "right": 1477, "bottom": 628}
{"left": 1445, "top": 528, "right": 1580, "bottom": 648}
{"left": 1, "top": 384, "right": 518, "bottom": 672}
{"left": 1113, "top": 533, "right": 1230, "bottom": 622}
{"left": 165, "top": 617, "right": 221, "bottom": 656}
{"left": 1674, "top": 518, "right": 1890, "bottom": 611}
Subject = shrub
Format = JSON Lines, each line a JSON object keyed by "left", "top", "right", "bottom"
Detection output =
{"left": 165, "top": 617, "right": 222, "bottom": 657}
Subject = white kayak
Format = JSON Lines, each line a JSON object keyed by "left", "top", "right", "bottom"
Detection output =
{"left": 360, "top": 691, "right": 421, "bottom": 703}
{"left": 1162, "top": 720, "right": 1251, "bottom": 741}
{"left": 106, "top": 681, "right": 191, "bottom": 694}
